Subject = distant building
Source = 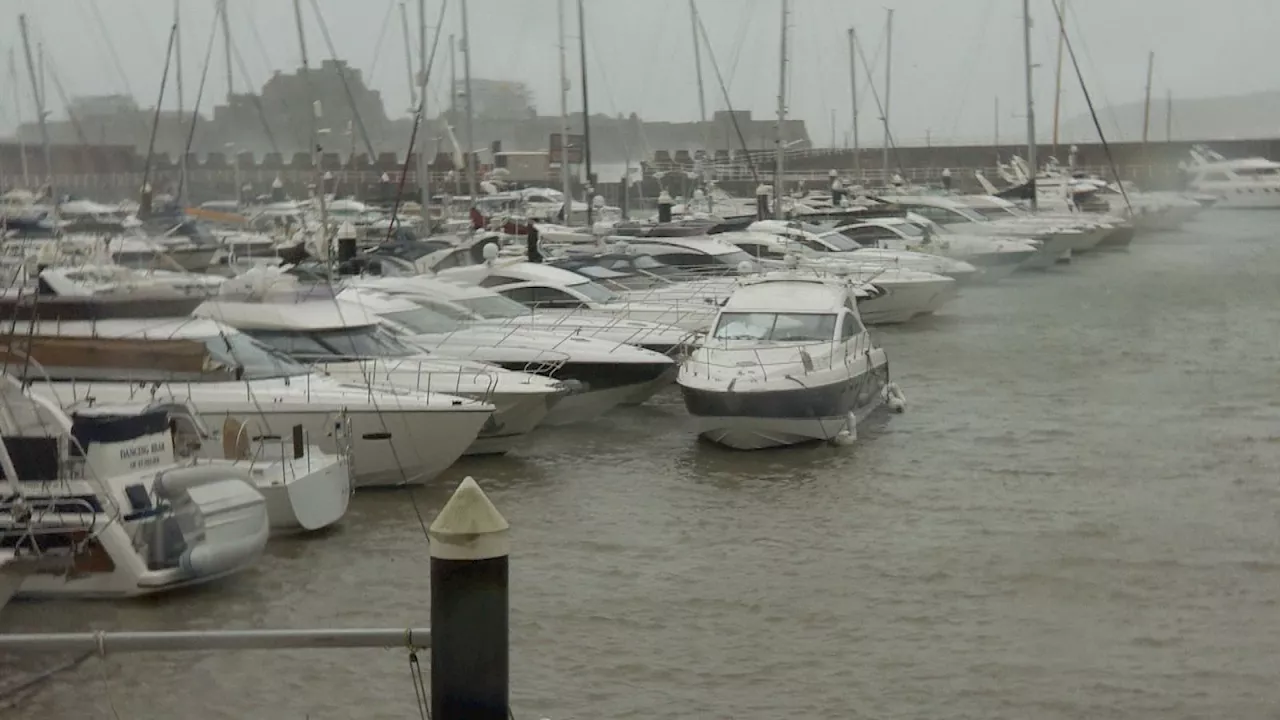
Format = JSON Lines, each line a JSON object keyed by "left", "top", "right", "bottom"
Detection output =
{"left": 454, "top": 79, "right": 536, "bottom": 121}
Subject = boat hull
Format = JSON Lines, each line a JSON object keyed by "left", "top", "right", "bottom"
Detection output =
{"left": 464, "top": 391, "right": 563, "bottom": 454}
{"left": 257, "top": 456, "right": 352, "bottom": 533}
{"left": 681, "top": 363, "right": 889, "bottom": 450}
{"left": 859, "top": 279, "right": 959, "bottom": 325}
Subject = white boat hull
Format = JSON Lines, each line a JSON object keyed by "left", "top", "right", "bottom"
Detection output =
{"left": 35, "top": 384, "right": 491, "bottom": 488}
{"left": 465, "top": 391, "right": 562, "bottom": 454}
{"left": 541, "top": 382, "right": 644, "bottom": 426}
{"left": 859, "top": 279, "right": 959, "bottom": 325}
{"left": 254, "top": 456, "right": 352, "bottom": 533}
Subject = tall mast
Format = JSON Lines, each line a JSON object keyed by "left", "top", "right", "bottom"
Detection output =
{"left": 1050, "top": 0, "right": 1067, "bottom": 158}
{"left": 1140, "top": 51, "right": 1154, "bottom": 161}
{"left": 1021, "top": 0, "right": 1037, "bottom": 210}
{"left": 847, "top": 27, "right": 858, "bottom": 179}
{"left": 881, "top": 9, "right": 893, "bottom": 179}
{"left": 557, "top": 0, "right": 572, "bottom": 207}
{"left": 291, "top": 0, "right": 328, "bottom": 256}
{"left": 19, "top": 15, "right": 55, "bottom": 223}
{"left": 1165, "top": 89, "right": 1172, "bottom": 142}
{"left": 8, "top": 49, "right": 31, "bottom": 188}
{"left": 400, "top": 3, "right": 417, "bottom": 108}
{"left": 220, "top": 0, "right": 233, "bottom": 102}
{"left": 773, "top": 0, "right": 788, "bottom": 220}
{"left": 449, "top": 33, "right": 460, "bottom": 196}
{"left": 175, "top": 0, "right": 187, "bottom": 208}
{"left": 688, "top": 0, "right": 707, "bottom": 123}
{"left": 994, "top": 96, "right": 1000, "bottom": 166}
{"left": 416, "top": 0, "right": 430, "bottom": 220}
{"left": 577, "top": 0, "right": 594, "bottom": 226}
{"left": 459, "top": 0, "right": 478, "bottom": 203}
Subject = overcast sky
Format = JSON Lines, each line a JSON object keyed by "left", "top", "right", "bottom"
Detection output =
{"left": 1, "top": 0, "right": 1277, "bottom": 145}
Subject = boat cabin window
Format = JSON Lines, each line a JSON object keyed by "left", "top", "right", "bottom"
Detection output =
{"left": 712, "top": 312, "right": 838, "bottom": 342}
{"left": 1238, "top": 167, "right": 1280, "bottom": 177}
{"left": 1199, "top": 172, "right": 1231, "bottom": 183}
{"left": 804, "top": 233, "right": 857, "bottom": 252}
{"left": 246, "top": 326, "right": 416, "bottom": 361}
{"left": 478, "top": 275, "right": 525, "bottom": 288}
{"left": 201, "top": 333, "right": 309, "bottom": 379}
{"left": 499, "top": 286, "right": 588, "bottom": 309}
{"left": 736, "top": 243, "right": 787, "bottom": 260}
{"left": 970, "top": 206, "right": 1019, "bottom": 220}
{"left": 903, "top": 205, "right": 979, "bottom": 225}
{"left": 452, "top": 294, "right": 528, "bottom": 318}
{"left": 836, "top": 225, "right": 903, "bottom": 246}
{"left": 648, "top": 249, "right": 757, "bottom": 271}
{"left": 379, "top": 305, "right": 465, "bottom": 334}
{"left": 840, "top": 311, "right": 865, "bottom": 339}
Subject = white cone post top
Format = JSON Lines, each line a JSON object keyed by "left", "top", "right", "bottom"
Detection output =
{"left": 429, "top": 476, "right": 510, "bottom": 561}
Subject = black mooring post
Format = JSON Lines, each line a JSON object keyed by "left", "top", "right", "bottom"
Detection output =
{"left": 429, "top": 476, "right": 510, "bottom": 720}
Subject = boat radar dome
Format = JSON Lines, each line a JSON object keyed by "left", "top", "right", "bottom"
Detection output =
{"left": 784, "top": 253, "right": 801, "bottom": 269}
{"left": 482, "top": 241, "right": 500, "bottom": 263}
{"left": 271, "top": 176, "right": 283, "bottom": 189}
{"left": 736, "top": 260, "right": 755, "bottom": 275}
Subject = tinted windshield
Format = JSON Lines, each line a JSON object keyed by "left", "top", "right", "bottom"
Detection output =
{"left": 380, "top": 307, "right": 463, "bottom": 334}
{"left": 712, "top": 312, "right": 838, "bottom": 342}
{"left": 815, "top": 232, "right": 862, "bottom": 250}
{"left": 972, "top": 206, "right": 1020, "bottom": 220}
{"left": 569, "top": 279, "right": 621, "bottom": 303}
{"left": 456, "top": 294, "right": 529, "bottom": 319}
{"left": 202, "top": 332, "right": 308, "bottom": 379}
{"left": 712, "top": 250, "right": 758, "bottom": 267}
{"left": 248, "top": 326, "right": 416, "bottom": 360}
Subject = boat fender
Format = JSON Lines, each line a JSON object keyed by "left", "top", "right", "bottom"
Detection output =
{"left": 179, "top": 525, "right": 269, "bottom": 577}
{"left": 831, "top": 411, "right": 858, "bottom": 446}
{"left": 154, "top": 464, "right": 256, "bottom": 499}
{"left": 883, "top": 382, "right": 907, "bottom": 413}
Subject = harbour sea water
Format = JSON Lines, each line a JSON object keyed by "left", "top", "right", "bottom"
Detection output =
{"left": 5, "top": 211, "right": 1280, "bottom": 718}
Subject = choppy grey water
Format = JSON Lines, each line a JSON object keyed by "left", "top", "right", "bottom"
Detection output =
{"left": 5, "top": 211, "right": 1280, "bottom": 719}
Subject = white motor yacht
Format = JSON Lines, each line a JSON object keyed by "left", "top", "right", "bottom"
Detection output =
{"left": 1183, "top": 145, "right": 1280, "bottom": 209}
{"left": 716, "top": 231, "right": 960, "bottom": 324}
{"left": 678, "top": 270, "right": 897, "bottom": 450}
{"left": 194, "top": 295, "right": 568, "bottom": 449}
{"left": 438, "top": 252, "right": 719, "bottom": 332}
{"left": 339, "top": 287, "right": 676, "bottom": 419}
{"left": 743, "top": 220, "right": 981, "bottom": 283}
{"left": 826, "top": 216, "right": 1038, "bottom": 282}
{"left": 6, "top": 319, "right": 493, "bottom": 487}
{"left": 346, "top": 274, "right": 697, "bottom": 358}
{"left": 0, "top": 381, "right": 270, "bottom": 598}
{"left": 877, "top": 195, "right": 1081, "bottom": 268}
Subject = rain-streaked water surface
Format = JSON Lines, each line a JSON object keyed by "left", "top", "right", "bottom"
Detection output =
{"left": 5, "top": 211, "right": 1280, "bottom": 719}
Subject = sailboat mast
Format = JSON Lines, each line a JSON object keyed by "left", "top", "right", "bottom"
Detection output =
{"left": 416, "top": 0, "right": 430, "bottom": 221}
{"left": 175, "top": 0, "right": 187, "bottom": 208}
{"left": 220, "top": 0, "right": 233, "bottom": 102}
{"left": 459, "top": 0, "right": 478, "bottom": 203}
{"left": 8, "top": 49, "right": 31, "bottom": 188}
{"left": 557, "top": 0, "right": 572, "bottom": 207}
{"left": 1141, "top": 51, "right": 1154, "bottom": 154}
{"left": 689, "top": 0, "right": 707, "bottom": 123}
{"left": 400, "top": 3, "right": 417, "bottom": 108}
{"left": 1021, "top": 0, "right": 1037, "bottom": 210}
{"left": 19, "top": 15, "right": 55, "bottom": 222}
{"left": 291, "top": 0, "right": 328, "bottom": 253}
{"left": 773, "top": 0, "right": 788, "bottom": 220}
{"left": 847, "top": 27, "right": 858, "bottom": 179}
{"left": 882, "top": 9, "right": 893, "bottom": 179}
{"left": 577, "top": 0, "right": 594, "bottom": 226}
{"left": 1165, "top": 89, "right": 1172, "bottom": 142}
{"left": 1050, "top": 0, "right": 1068, "bottom": 158}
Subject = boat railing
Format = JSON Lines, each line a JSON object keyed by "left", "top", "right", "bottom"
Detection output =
{"left": 335, "top": 358, "right": 507, "bottom": 404}
{"left": 683, "top": 333, "right": 875, "bottom": 384}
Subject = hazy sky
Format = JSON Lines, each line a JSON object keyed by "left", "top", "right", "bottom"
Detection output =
{"left": 1, "top": 0, "right": 1278, "bottom": 145}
